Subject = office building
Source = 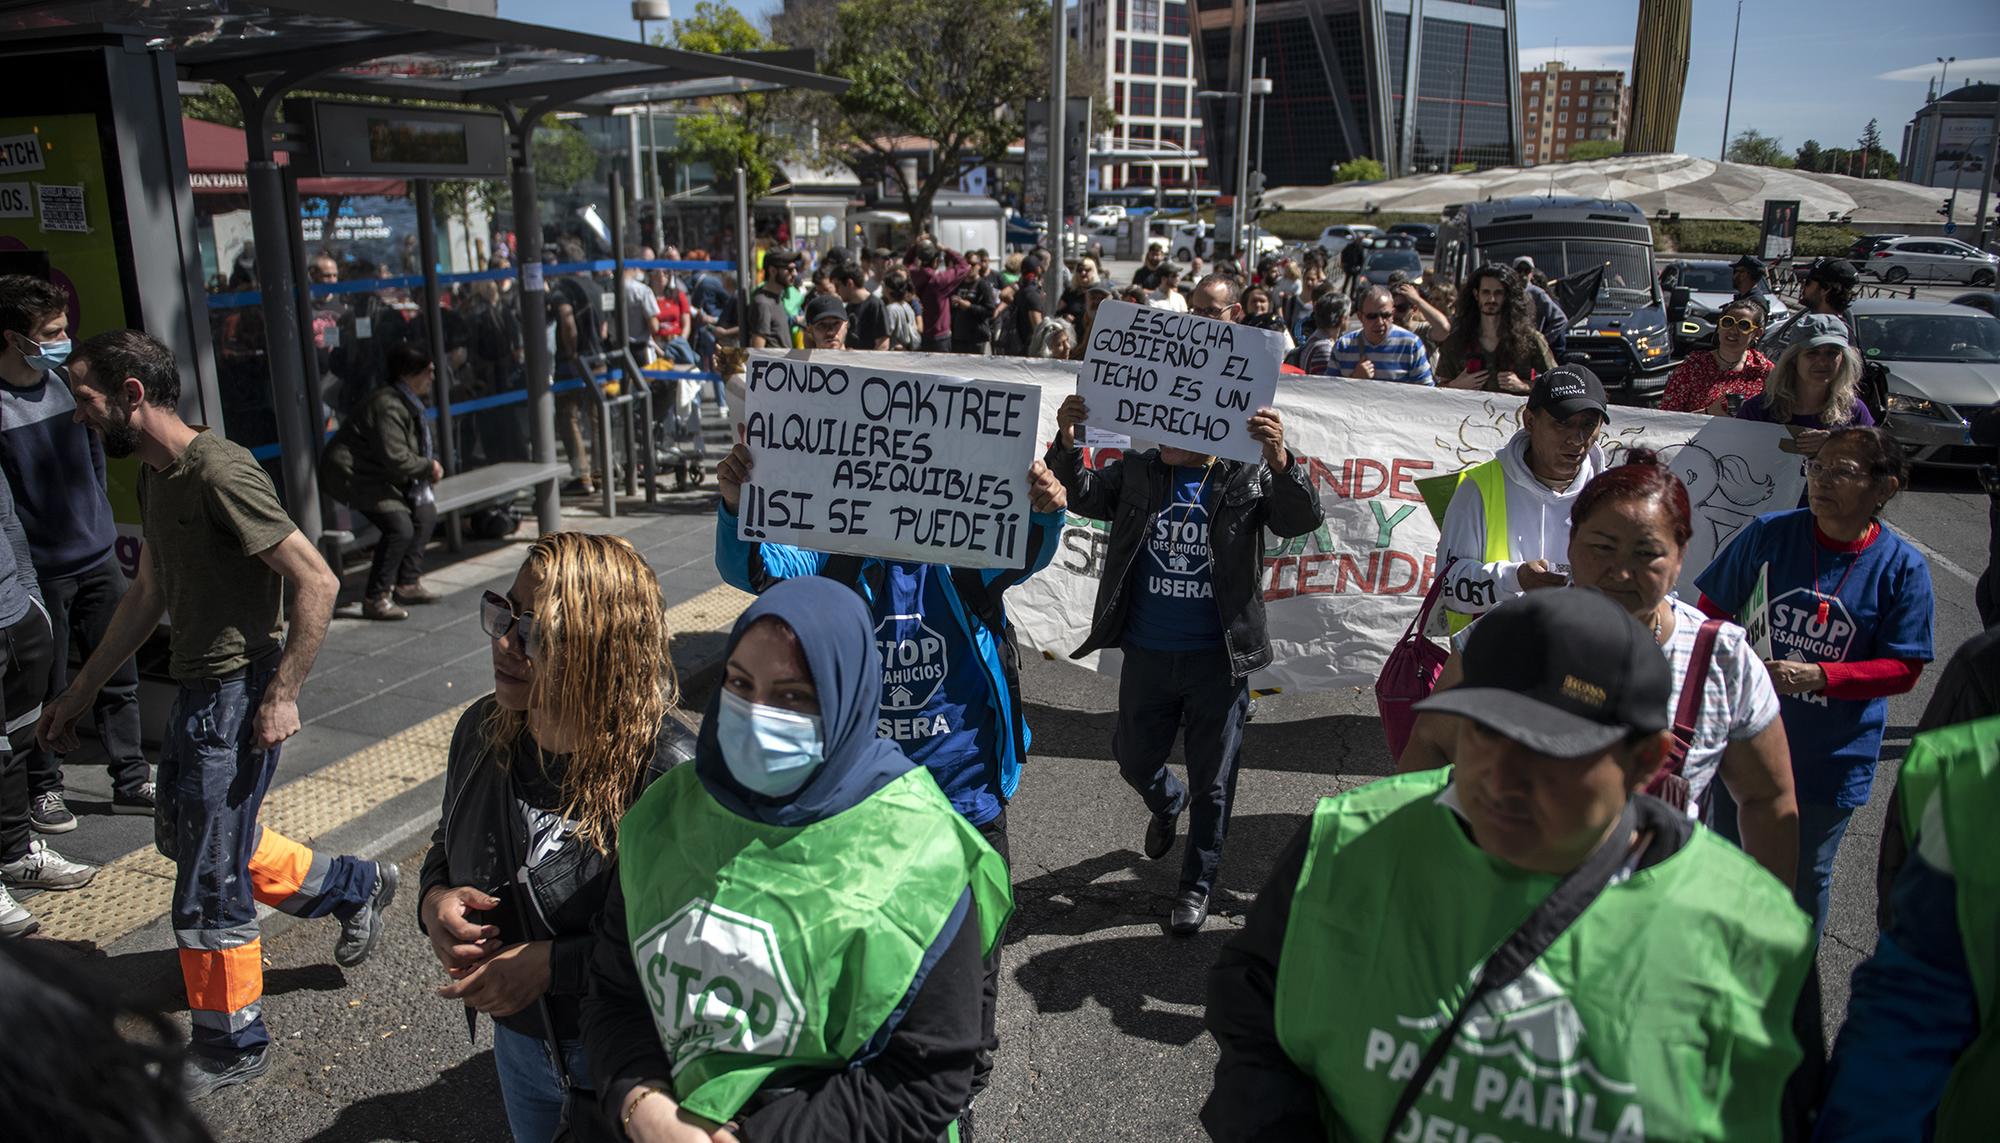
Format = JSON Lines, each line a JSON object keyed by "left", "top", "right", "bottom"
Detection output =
{"left": 1073, "top": 0, "right": 1210, "bottom": 193}
{"left": 1520, "top": 61, "right": 1629, "bottom": 165}
{"left": 1899, "top": 82, "right": 1999, "bottom": 193}
{"left": 1190, "top": 0, "right": 1520, "bottom": 190}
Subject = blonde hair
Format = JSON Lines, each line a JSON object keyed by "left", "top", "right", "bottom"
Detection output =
{"left": 482, "top": 533, "right": 676, "bottom": 855}
{"left": 1762, "top": 341, "right": 1863, "bottom": 426}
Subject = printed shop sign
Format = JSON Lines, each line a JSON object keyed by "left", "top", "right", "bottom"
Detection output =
{"left": 741, "top": 353, "right": 1039, "bottom": 569}
{"left": 1078, "top": 300, "right": 1281, "bottom": 464}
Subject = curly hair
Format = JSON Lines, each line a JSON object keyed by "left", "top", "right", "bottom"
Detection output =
{"left": 482, "top": 533, "right": 677, "bottom": 855}
{"left": 1762, "top": 341, "right": 1864, "bottom": 426}
{"left": 1439, "top": 264, "right": 1542, "bottom": 377}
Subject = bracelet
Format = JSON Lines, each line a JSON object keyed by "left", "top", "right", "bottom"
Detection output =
{"left": 623, "top": 1083, "right": 668, "bottom": 1131}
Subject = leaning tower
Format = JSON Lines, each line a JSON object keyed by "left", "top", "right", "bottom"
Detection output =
{"left": 1627, "top": 0, "right": 1692, "bottom": 153}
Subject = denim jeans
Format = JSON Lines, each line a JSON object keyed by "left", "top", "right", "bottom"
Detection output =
{"left": 22, "top": 557, "right": 151, "bottom": 798}
{"left": 1113, "top": 644, "right": 1249, "bottom": 897}
{"left": 1712, "top": 786, "right": 1853, "bottom": 943}
{"left": 492, "top": 1022, "right": 591, "bottom": 1143}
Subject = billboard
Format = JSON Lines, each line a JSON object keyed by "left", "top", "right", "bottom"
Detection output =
{"left": 1927, "top": 115, "right": 1996, "bottom": 191}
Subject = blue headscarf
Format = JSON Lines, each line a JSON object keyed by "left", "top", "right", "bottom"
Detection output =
{"left": 696, "top": 576, "right": 913, "bottom": 825}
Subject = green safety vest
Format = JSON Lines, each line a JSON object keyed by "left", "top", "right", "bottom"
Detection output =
{"left": 1273, "top": 769, "right": 1814, "bottom": 1142}
{"left": 1891, "top": 715, "right": 2000, "bottom": 1137}
{"left": 1448, "top": 460, "right": 1510, "bottom": 634}
{"left": 618, "top": 764, "right": 1013, "bottom": 1125}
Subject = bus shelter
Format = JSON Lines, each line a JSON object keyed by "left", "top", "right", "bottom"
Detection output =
{"left": 0, "top": 0, "right": 843, "bottom": 551}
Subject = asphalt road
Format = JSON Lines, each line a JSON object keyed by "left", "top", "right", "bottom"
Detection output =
{"left": 119, "top": 471, "right": 1986, "bottom": 1143}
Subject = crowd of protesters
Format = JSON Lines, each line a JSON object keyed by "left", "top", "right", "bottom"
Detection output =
{"left": 0, "top": 206, "right": 1993, "bottom": 1143}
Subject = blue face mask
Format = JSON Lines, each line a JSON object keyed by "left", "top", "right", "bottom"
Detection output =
{"left": 716, "top": 689, "right": 825, "bottom": 798}
{"left": 10, "top": 332, "right": 70, "bottom": 372}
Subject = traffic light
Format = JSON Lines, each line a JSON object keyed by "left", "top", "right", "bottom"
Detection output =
{"left": 1247, "top": 171, "right": 1268, "bottom": 221}
{"left": 1940, "top": 198, "right": 1954, "bottom": 218}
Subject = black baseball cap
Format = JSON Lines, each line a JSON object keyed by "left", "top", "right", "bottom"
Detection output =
{"left": 763, "top": 249, "right": 802, "bottom": 268}
{"left": 1527, "top": 364, "right": 1610, "bottom": 423}
{"left": 1731, "top": 254, "right": 1766, "bottom": 274}
{"left": 804, "top": 293, "right": 847, "bottom": 327}
{"left": 1805, "top": 257, "right": 1859, "bottom": 287}
{"left": 1415, "top": 589, "right": 1670, "bottom": 757}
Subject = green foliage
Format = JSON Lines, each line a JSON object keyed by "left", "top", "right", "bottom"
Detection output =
{"left": 1795, "top": 139, "right": 1824, "bottom": 171}
{"left": 1331, "top": 157, "right": 1386, "bottom": 183}
{"left": 180, "top": 85, "right": 243, "bottom": 128}
{"left": 1567, "top": 139, "right": 1625, "bottom": 162}
{"left": 1858, "top": 118, "right": 1885, "bottom": 153}
{"left": 1725, "top": 129, "right": 1795, "bottom": 168}
{"left": 1656, "top": 219, "right": 1858, "bottom": 257}
{"left": 667, "top": 2, "right": 807, "bottom": 199}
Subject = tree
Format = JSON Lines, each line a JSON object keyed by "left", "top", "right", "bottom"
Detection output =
{"left": 1854, "top": 119, "right": 1895, "bottom": 179}
{"left": 667, "top": 2, "right": 813, "bottom": 199}
{"left": 813, "top": 0, "right": 1053, "bottom": 230}
{"left": 1725, "top": 129, "right": 1795, "bottom": 168}
{"left": 1794, "top": 139, "right": 1824, "bottom": 172}
{"left": 1567, "top": 139, "right": 1624, "bottom": 162}
{"left": 1332, "top": 157, "right": 1386, "bottom": 183}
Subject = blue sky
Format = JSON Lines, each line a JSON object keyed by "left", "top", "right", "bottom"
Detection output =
{"left": 503, "top": 0, "right": 2000, "bottom": 164}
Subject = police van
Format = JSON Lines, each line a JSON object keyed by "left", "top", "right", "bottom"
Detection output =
{"left": 1435, "top": 197, "right": 1676, "bottom": 401}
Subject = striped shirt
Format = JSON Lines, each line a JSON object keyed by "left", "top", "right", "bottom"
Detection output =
{"left": 1327, "top": 327, "right": 1435, "bottom": 385}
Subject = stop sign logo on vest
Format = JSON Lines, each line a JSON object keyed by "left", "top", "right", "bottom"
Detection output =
{"left": 876, "top": 613, "right": 949, "bottom": 712}
{"left": 634, "top": 898, "right": 805, "bottom": 1074}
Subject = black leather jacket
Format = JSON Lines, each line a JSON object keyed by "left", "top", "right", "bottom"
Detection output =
{"left": 1047, "top": 442, "right": 1325, "bottom": 678}
{"left": 418, "top": 695, "right": 696, "bottom": 1041}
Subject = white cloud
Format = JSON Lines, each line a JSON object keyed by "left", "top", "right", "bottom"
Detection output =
{"left": 1518, "top": 45, "right": 1633, "bottom": 74}
{"left": 1876, "top": 56, "right": 2000, "bottom": 83}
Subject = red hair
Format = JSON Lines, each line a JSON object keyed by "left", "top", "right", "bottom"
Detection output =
{"left": 1570, "top": 449, "right": 1693, "bottom": 548}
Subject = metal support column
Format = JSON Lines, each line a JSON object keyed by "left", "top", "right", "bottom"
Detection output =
{"left": 509, "top": 113, "right": 561, "bottom": 539}
{"left": 1046, "top": 0, "right": 1067, "bottom": 300}
{"left": 1234, "top": 0, "right": 1258, "bottom": 259}
{"left": 280, "top": 166, "right": 336, "bottom": 539}
{"left": 245, "top": 157, "right": 323, "bottom": 545}
{"left": 415, "top": 181, "right": 458, "bottom": 477}
{"left": 735, "top": 166, "right": 753, "bottom": 341}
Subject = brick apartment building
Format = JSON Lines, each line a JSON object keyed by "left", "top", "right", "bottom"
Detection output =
{"left": 1520, "top": 60, "right": 1630, "bottom": 164}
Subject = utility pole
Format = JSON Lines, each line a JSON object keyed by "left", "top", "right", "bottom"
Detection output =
{"left": 1719, "top": 0, "right": 1741, "bottom": 161}
{"left": 635, "top": 1, "right": 672, "bottom": 247}
{"left": 1254, "top": 57, "right": 1271, "bottom": 182}
{"left": 1233, "top": 0, "right": 1258, "bottom": 260}
{"left": 1046, "top": 0, "right": 1067, "bottom": 299}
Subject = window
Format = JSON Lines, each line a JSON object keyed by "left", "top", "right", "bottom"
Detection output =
{"left": 1128, "top": 123, "right": 1156, "bottom": 143}
{"left": 1530, "top": 80, "right": 1541, "bottom": 92}
{"left": 1164, "top": 1, "right": 1188, "bottom": 36}
{"left": 1116, "top": 0, "right": 1125, "bottom": 31}
{"left": 1130, "top": 82, "right": 1157, "bottom": 117}
{"left": 1162, "top": 84, "right": 1187, "bottom": 118}
{"left": 1556, "top": 128, "right": 1565, "bottom": 139}
{"left": 1161, "top": 125, "right": 1185, "bottom": 148}
{"left": 1559, "top": 96, "right": 1569, "bottom": 107}
{"left": 1115, "top": 39, "right": 1125, "bottom": 72}
{"left": 1559, "top": 111, "right": 1568, "bottom": 123}
{"left": 1114, "top": 82, "right": 1125, "bottom": 114}
{"left": 1131, "top": 0, "right": 1160, "bottom": 34}
{"left": 1562, "top": 80, "right": 1572, "bottom": 90}
{"left": 1164, "top": 42, "right": 1188, "bottom": 77}
{"left": 1130, "top": 40, "right": 1157, "bottom": 75}
{"left": 1190, "top": 125, "right": 1203, "bottom": 153}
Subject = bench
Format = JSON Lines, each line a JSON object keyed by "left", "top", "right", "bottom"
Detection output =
{"left": 319, "top": 459, "right": 567, "bottom": 568}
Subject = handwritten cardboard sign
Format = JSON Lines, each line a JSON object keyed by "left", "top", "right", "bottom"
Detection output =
{"left": 740, "top": 354, "right": 1040, "bottom": 569}
{"left": 1077, "top": 300, "right": 1281, "bottom": 464}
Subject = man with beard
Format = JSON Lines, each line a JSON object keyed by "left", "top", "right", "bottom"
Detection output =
{"left": 950, "top": 249, "right": 1001, "bottom": 355}
{"left": 41, "top": 331, "right": 396, "bottom": 1099}
{"left": 1437, "top": 264, "right": 1556, "bottom": 394}
{"left": 1762, "top": 257, "right": 1860, "bottom": 356}
{"left": 0, "top": 276, "right": 154, "bottom": 831}
{"left": 1434, "top": 365, "right": 1611, "bottom": 634}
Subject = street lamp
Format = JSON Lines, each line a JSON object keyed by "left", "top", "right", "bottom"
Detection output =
{"left": 635, "top": 1, "right": 672, "bottom": 247}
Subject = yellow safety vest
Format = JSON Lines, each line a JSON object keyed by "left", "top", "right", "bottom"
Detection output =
{"left": 1446, "top": 459, "right": 1512, "bottom": 634}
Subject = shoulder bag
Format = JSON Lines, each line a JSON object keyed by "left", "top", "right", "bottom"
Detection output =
{"left": 1375, "top": 559, "right": 1456, "bottom": 761}
{"left": 1646, "top": 618, "right": 1724, "bottom": 814}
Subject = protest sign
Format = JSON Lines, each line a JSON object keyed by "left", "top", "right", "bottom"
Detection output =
{"left": 1742, "top": 563, "right": 1773, "bottom": 660}
{"left": 740, "top": 353, "right": 1039, "bottom": 569}
{"left": 1077, "top": 300, "right": 1280, "bottom": 464}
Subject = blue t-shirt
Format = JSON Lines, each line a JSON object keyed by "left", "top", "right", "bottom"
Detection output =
{"left": 874, "top": 563, "right": 1002, "bottom": 824}
{"left": 1122, "top": 466, "right": 1225, "bottom": 652}
{"left": 1695, "top": 508, "right": 1934, "bottom": 808}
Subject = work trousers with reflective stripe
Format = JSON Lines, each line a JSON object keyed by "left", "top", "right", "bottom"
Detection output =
{"left": 161, "top": 652, "right": 376, "bottom": 1057}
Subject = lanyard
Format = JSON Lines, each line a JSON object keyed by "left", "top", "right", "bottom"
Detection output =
{"left": 1809, "top": 521, "right": 1875, "bottom": 627}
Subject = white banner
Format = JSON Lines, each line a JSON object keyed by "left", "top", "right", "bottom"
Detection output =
{"left": 731, "top": 352, "right": 1804, "bottom": 691}
{"left": 1077, "top": 300, "right": 1281, "bottom": 464}
{"left": 740, "top": 352, "right": 1040, "bottom": 569}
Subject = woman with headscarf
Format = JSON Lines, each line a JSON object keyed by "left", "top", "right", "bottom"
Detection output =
{"left": 584, "top": 577, "right": 1012, "bottom": 1143}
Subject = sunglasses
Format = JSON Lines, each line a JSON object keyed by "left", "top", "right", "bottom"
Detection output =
{"left": 480, "top": 590, "right": 541, "bottom": 659}
{"left": 1361, "top": 310, "right": 1395, "bottom": 321}
{"left": 1716, "top": 315, "right": 1762, "bottom": 333}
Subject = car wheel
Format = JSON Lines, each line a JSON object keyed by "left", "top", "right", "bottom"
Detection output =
{"left": 1883, "top": 266, "right": 1909, "bottom": 284}
{"left": 1175, "top": 248, "right": 1191, "bottom": 263}
{"left": 1973, "top": 269, "right": 1997, "bottom": 287}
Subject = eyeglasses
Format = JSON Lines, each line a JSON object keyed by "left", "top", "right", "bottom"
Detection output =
{"left": 1716, "top": 315, "right": 1762, "bottom": 333}
{"left": 1361, "top": 311, "right": 1395, "bottom": 322}
{"left": 480, "top": 590, "right": 541, "bottom": 659}
{"left": 1191, "top": 305, "right": 1229, "bottom": 318}
{"left": 1805, "top": 460, "right": 1870, "bottom": 484}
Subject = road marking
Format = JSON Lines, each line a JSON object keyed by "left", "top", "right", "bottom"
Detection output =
{"left": 28, "top": 582, "right": 753, "bottom": 951}
{"left": 1899, "top": 533, "right": 1981, "bottom": 588}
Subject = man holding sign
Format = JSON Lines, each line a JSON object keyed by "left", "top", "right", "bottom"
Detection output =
{"left": 1078, "top": 299, "right": 1284, "bottom": 464}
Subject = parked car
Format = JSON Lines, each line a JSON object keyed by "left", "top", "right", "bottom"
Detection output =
{"left": 1660, "top": 258, "right": 1790, "bottom": 351}
{"left": 1860, "top": 235, "right": 1999, "bottom": 286}
{"left": 1359, "top": 247, "right": 1426, "bottom": 288}
{"left": 1387, "top": 222, "right": 1438, "bottom": 255}
{"left": 1852, "top": 298, "right": 2000, "bottom": 467}
{"left": 1371, "top": 234, "right": 1418, "bottom": 251}
{"left": 1085, "top": 204, "right": 1126, "bottom": 230}
{"left": 1947, "top": 290, "right": 2000, "bottom": 317}
{"left": 1847, "top": 233, "right": 1905, "bottom": 271}
{"left": 1314, "top": 224, "right": 1381, "bottom": 259}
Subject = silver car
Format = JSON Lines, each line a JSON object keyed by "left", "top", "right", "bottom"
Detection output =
{"left": 1664, "top": 259, "right": 1789, "bottom": 350}
{"left": 1859, "top": 236, "right": 1999, "bottom": 286}
{"left": 1852, "top": 298, "right": 2000, "bottom": 467}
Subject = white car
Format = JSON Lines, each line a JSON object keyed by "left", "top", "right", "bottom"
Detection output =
{"left": 1861, "top": 236, "right": 1999, "bottom": 286}
{"left": 1315, "top": 224, "right": 1381, "bottom": 259}
{"left": 1085, "top": 205, "right": 1125, "bottom": 230}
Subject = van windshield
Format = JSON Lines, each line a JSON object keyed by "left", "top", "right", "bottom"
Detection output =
{"left": 1483, "top": 240, "right": 1657, "bottom": 304}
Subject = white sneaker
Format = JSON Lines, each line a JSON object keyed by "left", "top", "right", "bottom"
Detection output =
{"left": 0, "top": 839, "right": 97, "bottom": 891}
{"left": 0, "top": 885, "right": 36, "bottom": 937}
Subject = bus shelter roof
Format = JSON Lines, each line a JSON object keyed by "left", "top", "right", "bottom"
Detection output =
{"left": 0, "top": 0, "right": 846, "bottom": 108}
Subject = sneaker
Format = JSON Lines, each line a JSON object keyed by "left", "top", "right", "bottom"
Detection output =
{"left": 28, "top": 791, "right": 76, "bottom": 834}
{"left": 362, "top": 595, "right": 409, "bottom": 622}
{"left": 113, "top": 782, "right": 157, "bottom": 815}
{"left": 181, "top": 1046, "right": 270, "bottom": 1101}
{"left": 393, "top": 581, "right": 443, "bottom": 604}
{"left": 0, "top": 839, "right": 97, "bottom": 891}
{"left": 0, "top": 885, "right": 38, "bottom": 938}
{"left": 334, "top": 861, "right": 399, "bottom": 968}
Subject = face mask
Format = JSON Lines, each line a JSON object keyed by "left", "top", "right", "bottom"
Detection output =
{"left": 10, "top": 333, "right": 70, "bottom": 372}
{"left": 716, "top": 689, "right": 825, "bottom": 798}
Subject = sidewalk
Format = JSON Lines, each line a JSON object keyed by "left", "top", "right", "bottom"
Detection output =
{"left": 18, "top": 484, "right": 749, "bottom": 962}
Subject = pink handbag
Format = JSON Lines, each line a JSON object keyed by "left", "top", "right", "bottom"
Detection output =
{"left": 1375, "top": 560, "right": 1455, "bottom": 761}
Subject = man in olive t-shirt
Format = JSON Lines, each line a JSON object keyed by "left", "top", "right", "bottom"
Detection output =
{"left": 39, "top": 331, "right": 397, "bottom": 1100}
